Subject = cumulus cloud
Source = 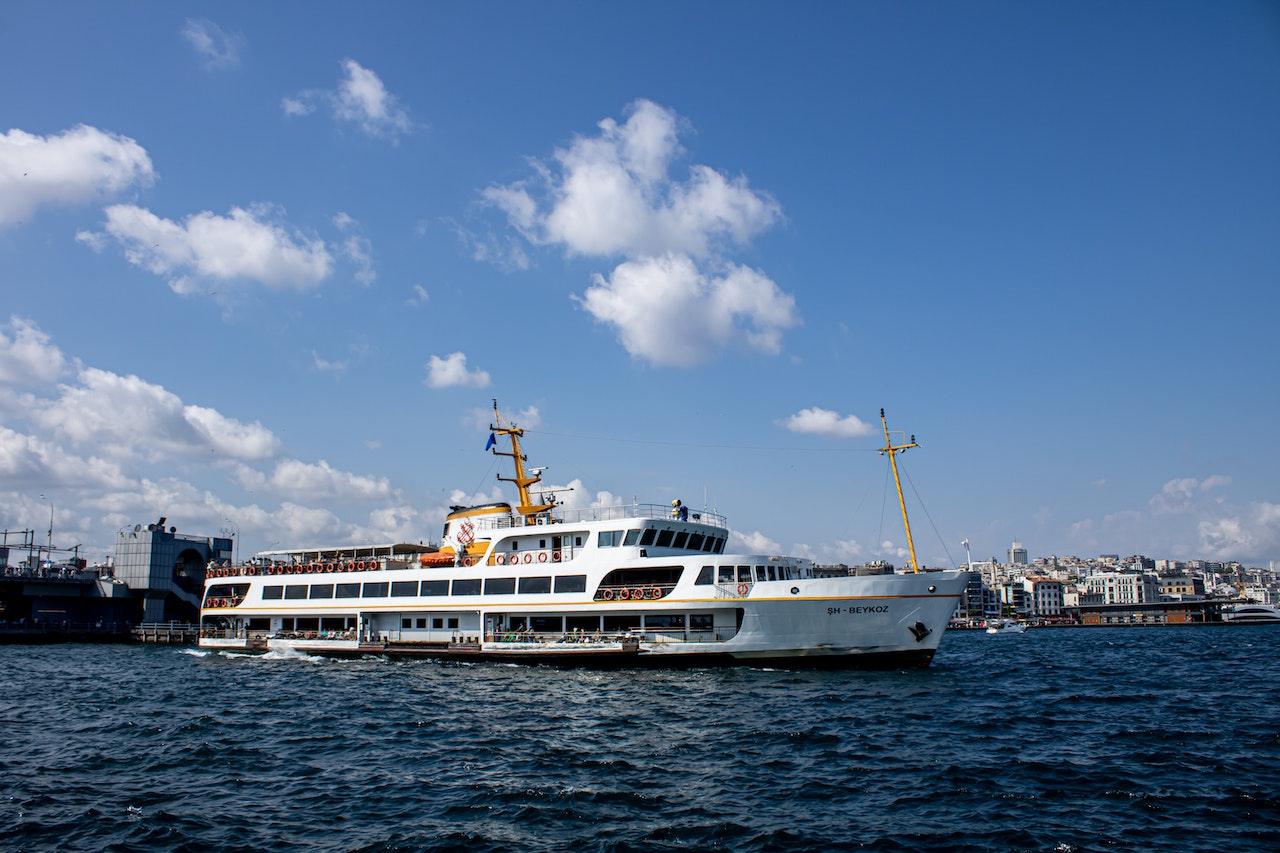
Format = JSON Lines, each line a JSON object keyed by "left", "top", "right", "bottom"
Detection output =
{"left": 334, "top": 211, "right": 376, "bottom": 285}
{"left": 238, "top": 459, "right": 392, "bottom": 501}
{"left": 424, "top": 352, "right": 490, "bottom": 389}
{"left": 77, "top": 203, "right": 333, "bottom": 294}
{"left": 34, "top": 366, "right": 279, "bottom": 462}
{"left": 283, "top": 59, "right": 411, "bottom": 141}
{"left": 781, "top": 407, "right": 875, "bottom": 439}
{"left": 0, "top": 125, "right": 154, "bottom": 227}
{"left": 181, "top": 18, "right": 244, "bottom": 71}
{"left": 577, "top": 254, "right": 797, "bottom": 366}
{"left": 0, "top": 316, "right": 68, "bottom": 385}
{"left": 482, "top": 99, "right": 796, "bottom": 366}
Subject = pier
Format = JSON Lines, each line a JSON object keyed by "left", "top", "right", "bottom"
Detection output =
{"left": 132, "top": 622, "right": 200, "bottom": 644}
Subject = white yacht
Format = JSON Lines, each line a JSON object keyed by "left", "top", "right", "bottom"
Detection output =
{"left": 1223, "top": 604, "right": 1280, "bottom": 623}
{"left": 198, "top": 405, "right": 971, "bottom": 668}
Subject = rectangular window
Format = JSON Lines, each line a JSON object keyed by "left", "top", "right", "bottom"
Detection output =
{"left": 767, "top": 566, "right": 777, "bottom": 581}
{"left": 519, "top": 576, "right": 552, "bottom": 594}
{"left": 309, "top": 584, "right": 334, "bottom": 599}
{"left": 645, "top": 614, "right": 686, "bottom": 629}
{"left": 554, "top": 574, "right": 587, "bottom": 593}
{"left": 639, "top": 528, "right": 657, "bottom": 546}
{"left": 296, "top": 617, "right": 319, "bottom": 631}
{"left": 598, "top": 530, "right": 623, "bottom": 547}
{"left": 402, "top": 618, "right": 412, "bottom": 629}
{"left": 737, "top": 566, "right": 751, "bottom": 583}
{"left": 690, "top": 614, "right": 714, "bottom": 630}
{"left": 281, "top": 618, "right": 295, "bottom": 631}
{"left": 623, "top": 529, "right": 641, "bottom": 546}
{"left": 672, "top": 531, "right": 689, "bottom": 549}
{"left": 416, "top": 618, "right": 427, "bottom": 629}
{"left": 452, "top": 578, "right": 481, "bottom": 596}
{"left": 702, "top": 536, "right": 716, "bottom": 552}
{"left": 362, "top": 582, "right": 389, "bottom": 598}
{"left": 602, "top": 615, "right": 638, "bottom": 632}
{"left": 391, "top": 580, "right": 417, "bottom": 597}
{"left": 695, "top": 566, "right": 714, "bottom": 585}
{"left": 566, "top": 615, "right": 600, "bottom": 632}
{"left": 755, "top": 566, "right": 766, "bottom": 582}
{"left": 420, "top": 579, "right": 448, "bottom": 596}
{"left": 432, "top": 618, "right": 444, "bottom": 629}
{"left": 656, "top": 529, "right": 674, "bottom": 547}
{"left": 335, "top": 582, "right": 361, "bottom": 598}
{"left": 447, "top": 617, "right": 459, "bottom": 629}
{"left": 485, "top": 577, "right": 516, "bottom": 595}
{"left": 530, "top": 616, "right": 562, "bottom": 633}
{"left": 285, "top": 585, "right": 308, "bottom": 600}
{"left": 718, "top": 565, "right": 734, "bottom": 583}
{"left": 687, "top": 533, "right": 705, "bottom": 551}
{"left": 263, "top": 585, "right": 283, "bottom": 600}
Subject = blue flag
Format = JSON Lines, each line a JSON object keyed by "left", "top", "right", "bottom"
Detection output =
{"left": 484, "top": 433, "right": 496, "bottom": 451}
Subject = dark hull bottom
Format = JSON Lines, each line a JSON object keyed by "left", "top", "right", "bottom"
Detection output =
{"left": 316, "top": 645, "right": 939, "bottom": 670}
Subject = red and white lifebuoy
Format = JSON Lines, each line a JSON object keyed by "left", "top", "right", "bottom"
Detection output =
{"left": 632, "top": 588, "right": 645, "bottom": 600}
{"left": 537, "top": 551, "right": 548, "bottom": 563}
{"left": 618, "top": 588, "right": 629, "bottom": 600}
{"left": 496, "top": 553, "right": 506, "bottom": 565}
{"left": 737, "top": 583, "right": 749, "bottom": 596}
{"left": 552, "top": 550, "right": 562, "bottom": 562}
{"left": 523, "top": 553, "right": 533, "bottom": 564}
{"left": 601, "top": 589, "right": 614, "bottom": 601}
{"left": 651, "top": 587, "right": 663, "bottom": 599}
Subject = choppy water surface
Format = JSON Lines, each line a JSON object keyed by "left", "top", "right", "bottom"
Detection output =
{"left": 2, "top": 627, "right": 1278, "bottom": 852}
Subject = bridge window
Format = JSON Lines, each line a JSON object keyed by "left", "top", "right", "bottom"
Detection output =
{"left": 672, "top": 531, "right": 688, "bottom": 549}
{"left": 639, "top": 528, "right": 657, "bottom": 546}
{"left": 598, "top": 530, "right": 624, "bottom": 547}
{"left": 688, "top": 533, "right": 705, "bottom": 551}
{"left": 623, "top": 529, "right": 641, "bottom": 546}
{"left": 656, "top": 529, "right": 674, "bottom": 547}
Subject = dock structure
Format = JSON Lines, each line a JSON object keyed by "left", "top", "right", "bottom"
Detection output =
{"left": 132, "top": 622, "right": 200, "bottom": 644}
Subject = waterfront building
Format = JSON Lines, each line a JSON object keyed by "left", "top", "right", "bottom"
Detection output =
{"left": 114, "top": 520, "right": 231, "bottom": 622}
{"left": 1158, "top": 576, "right": 1204, "bottom": 600}
{"left": 1083, "top": 572, "right": 1160, "bottom": 605}
{"left": 1022, "top": 576, "right": 1064, "bottom": 617}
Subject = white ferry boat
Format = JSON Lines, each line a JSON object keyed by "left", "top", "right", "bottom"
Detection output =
{"left": 198, "top": 405, "right": 971, "bottom": 668}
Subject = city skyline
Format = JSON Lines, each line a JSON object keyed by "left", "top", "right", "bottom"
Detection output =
{"left": 2, "top": 3, "right": 1277, "bottom": 567}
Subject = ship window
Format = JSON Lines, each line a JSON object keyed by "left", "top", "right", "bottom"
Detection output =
{"left": 296, "top": 618, "right": 319, "bottom": 631}
{"left": 485, "top": 577, "right": 516, "bottom": 595}
{"left": 391, "top": 580, "right": 417, "bottom": 597}
{"left": 248, "top": 618, "right": 269, "bottom": 630}
{"left": 531, "top": 616, "right": 563, "bottom": 633}
{"left": 755, "top": 566, "right": 766, "bottom": 582}
{"left": 702, "top": 536, "right": 715, "bottom": 552}
{"left": 335, "top": 582, "right": 360, "bottom": 598}
{"left": 417, "top": 618, "right": 427, "bottom": 629}
{"left": 623, "top": 529, "right": 641, "bottom": 546}
{"left": 519, "top": 576, "right": 552, "bottom": 594}
{"left": 420, "top": 579, "right": 448, "bottom": 596}
{"left": 645, "top": 614, "right": 686, "bottom": 629}
{"left": 687, "top": 533, "right": 705, "bottom": 551}
{"left": 402, "top": 618, "right": 412, "bottom": 629}
{"left": 767, "top": 566, "right": 777, "bottom": 581}
{"left": 714, "top": 537, "right": 726, "bottom": 554}
{"left": 598, "top": 530, "right": 624, "bottom": 547}
{"left": 452, "top": 578, "right": 481, "bottom": 596}
{"left": 672, "top": 531, "right": 689, "bottom": 549}
{"left": 433, "top": 618, "right": 444, "bottom": 629}
{"left": 281, "top": 618, "right": 295, "bottom": 630}
{"left": 448, "top": 618, "right": 459, "bottom": 629}
{"left": 639, "top": 528, "right": 657, "bottom": 546}
{"left": 575, "top": 536, "right": 584, "bottom": 546}
{"left": 566, "top": 615, "right": 600, "bottom": 632}
{"left": 737, "top": 566, "right": 751, "bottom": 583}
{"left": 362, "top": 582, "right": 389, "bottom": 598}
{"left": 656, "top": 529, "right": 674, "bottom": 547}
{"left": 263, "top": 585, "right": 283, "bottom": 600}
{"left": 554, "top": 574, "right": 587, "bottom": 593}
{"left": 690, "top": 614, "right": 714, "bottom": 630}
{"left": 695, "top": 566, "right": 714, "bottom": 585}
{"left": 718, "top": 566, "right": 734, "bottom": 583}
{"left": 309, "top": 584, "right": 334, "bottom": 599}
{"left": 602, "top": 615, "right": 639, "bottom": 632}
{"left": 285, "top": 585, "right": 308, "bottom": 600}
{"left": 321, "top": 617, "right": 345, "bottom": 631}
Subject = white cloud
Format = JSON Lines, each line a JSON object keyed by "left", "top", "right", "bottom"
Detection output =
{"left": 283, "top": 59, "right": 411, "bottom": 141}
{"left": 424, "top": 352, "right": 490, "bottom": 389}
{"left": 180, "top": 18, "right": 244, "bottom": 71}
{"left": 35, "top": 366, "right": 279, "bottom": 462}
{"left": 312, "top": 350, "right": 348, "bottom": 377}
{"left": 334, "top": 211, "right": 375, "bottom": 285}
{"left": 781, "top": 407, "right": 874, "bottom": 439}
{"left": 0, "top": 126, "right": 154, "bottom": 227}
{"left": 731, "top": 530, "right": 781, "bottom": 554}
{"left": 577, "top": 254, "right": 798, "bottom": 366}
{"left": 262, "top": 459, "right": 393, "bottom": 501}
{"left": 483, "top": 100, "right": 796, "bottom": 366}
{"left": 406, "top": 284, "right": 429, "bottom": 306}
{"left": 0, "top": 316, "right": 68, "bottom": 385}
{"left": 78, "top": 203, "right": 333, "bottom": 294}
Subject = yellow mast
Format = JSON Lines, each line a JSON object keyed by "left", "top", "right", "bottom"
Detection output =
{"left": 489, "top": 399, "right": 553, "bottom": 523}
{"left": 879, "top": 408, "right": 920, "bottom": 574}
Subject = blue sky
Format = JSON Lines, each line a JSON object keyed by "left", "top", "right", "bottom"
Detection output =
{"left": 2, "top": 2, "right": 1277, "bottom": 569}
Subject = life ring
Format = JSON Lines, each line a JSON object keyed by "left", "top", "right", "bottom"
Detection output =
{"left": 552, "top": 550, "right": 562, "bottom": 562}
{"left": 496, "top": 553, "right": 506, "bottom": 565}
{"left": 537, "top": 551, "right": 548, "bottom": 563}
{"left": 737, "top": 583, "right": 749, "bottom": 596}
{"left": 324, "top": 563, "right": 334, "bottom": 573}
{"left": 618, "top": 588, "right": 629, "bottom": 600}
{"left": 356, "top": 561, "right": 366, "bottom": 571}
{"left": 601, "top": 589, "right": 614, "bottom": 600}
{"left": 523, "top": 553, "right": 532, "bottom": 564}
{"left": 632, "top": 588, "right": 645, "bottom": 600}
{"left": 462, "top": 556, "right": 474, "bottom": 567}
{"left": 346, "top": 562, "right": 356, "bottom": 572}
{"left": 651, "top": 587, "right": 663, "bottom": 599}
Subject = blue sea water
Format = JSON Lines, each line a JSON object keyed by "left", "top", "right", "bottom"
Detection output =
{"left": 1, "top": 626, "right": 1278, "bottom": 852}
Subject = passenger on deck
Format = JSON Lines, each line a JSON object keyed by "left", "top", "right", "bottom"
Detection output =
{"left": 671, "top": 499, "right": 688, "bottom": 521}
